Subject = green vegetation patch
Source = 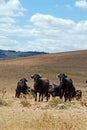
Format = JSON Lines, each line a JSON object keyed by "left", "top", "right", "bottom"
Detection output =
{"left": 46, "top": 98, "right": 66, "bottom": 109}
{"left": 0, "top": 98, "right": 9, "bottom": 106}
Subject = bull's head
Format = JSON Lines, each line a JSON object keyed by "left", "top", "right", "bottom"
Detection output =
{"left": 56, "top": 73, "right": 67, "bottom": 85}
{"left": 31, "top": 74, "right": 42, "bottom": 79}
{"left": 20, "top": 78, "right": 28, "bottom": 82}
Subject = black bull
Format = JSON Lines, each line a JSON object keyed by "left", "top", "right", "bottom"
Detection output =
{"left": 15, "top": 78, "right": 30, "bottom": 98}
{"left": 55, "top": 74, "right": 76, "bottom": 102}
{"left": 48, "top": 84, "right": 64, "bottom": 98}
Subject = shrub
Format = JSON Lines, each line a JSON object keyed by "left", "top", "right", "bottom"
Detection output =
{"left": 46, "top": 98, "right": 64, "bottom": 108}
{"left": 0, "top": 98, "right": 8, "bottom": 106}
{"left": 20, "top": 98, "right": 31, "bottom": 107}
{"left": 81, "top": 100, "right": 87, "bottom": 107}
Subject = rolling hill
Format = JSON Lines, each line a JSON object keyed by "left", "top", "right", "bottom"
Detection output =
{"left": 0, "top": 49, "right": 47, "bottom": 59}
{"left": 0, "top": 49, "right": 87, "bottom": 91}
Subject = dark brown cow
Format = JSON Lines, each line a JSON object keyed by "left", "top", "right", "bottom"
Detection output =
{"left": 31, "top": 74, "right": 49, "bottom": 102}
{"left": 56, "top": 73, "right": 76, "bottom": 102}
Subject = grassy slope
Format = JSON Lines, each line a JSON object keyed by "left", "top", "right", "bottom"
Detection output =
{"left": 0, "top": 50, "right": 87, "bottom": 91}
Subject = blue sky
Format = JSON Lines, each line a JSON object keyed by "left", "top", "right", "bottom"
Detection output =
{"left": 0, "top": 0, "right": 87, "bottom": 53}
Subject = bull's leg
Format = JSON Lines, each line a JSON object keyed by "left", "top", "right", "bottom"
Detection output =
{"left": 46, "top": 96, "right": 48, "bottom": 101}
{"left": 60, "top": 93, "right": 63, "bottom": 99}
{"left": 48, "top": 93, "right": 50, "bottom": 100}
{"left": 39, "top": 93, "right": 41, "bottom": 102}
{"left": 69, "top": 97, "right": 71, "bottom": 102}
{"left": 64, "top": 93, "right": 68, "bottom": 102}
{"left": 35, "top": 92, "right": 37, "bottom": 101}
{"left": 41, "top": 93, "right": 43, "bottom": 101}
{"left": 15, "top": 89, "right": 20, "bottom": 98}
{"left": 69, "top": 92, "right": 72, "bottom": 102}
{"left": 68, "top": 94, "right": 71, "bottom": 102}
{"left": 60, "top": 89, "right": 64, "bottom": 99}
{"left": 45, "top": 91, "right": 49, "bottom": 101}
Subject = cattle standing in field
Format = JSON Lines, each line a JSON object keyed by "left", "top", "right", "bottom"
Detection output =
{"left": 56, "top": 73, "right": 76, "bottom": 102}
{"left": 31, "top": 74, "right": 49, "bottom": 102}
{"left": 48, "top": 84, "right": 64, "bottom": 98}
{"left": 75, "top": 89, "right": 82, "bottom": 101}
{"left": 15, "top": 78, "right": 30, "bottom": 98}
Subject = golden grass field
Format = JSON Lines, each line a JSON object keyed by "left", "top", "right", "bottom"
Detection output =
{"left": 0, "top": 50, "right": 87, "bottom": 130}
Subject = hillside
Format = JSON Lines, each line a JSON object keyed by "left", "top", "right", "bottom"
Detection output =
{"left": 0, "top": 49, "right": 46, "bottom": 59}
{"left": 0, "top": 49, "right": 87, "bottom": 90}
{"left": 0, "top": 50, "right": 87, "bottom": 130}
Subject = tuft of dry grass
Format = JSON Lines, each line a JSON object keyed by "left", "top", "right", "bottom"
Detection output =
{"left": 81, "top": 99, "right": 87, "bottom": 107}
{"left": 46, "top": 98, "right": 64, "bottom": 108}
{"left": 20, "top": 97, "right": 31, "bottom": 107}
{"left": 0, "top": 98, "right": 9, "bottom": 106}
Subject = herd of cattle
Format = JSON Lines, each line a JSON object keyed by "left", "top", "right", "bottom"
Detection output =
{"left": 15, "top": 73, "right": 82, "bottom": 102}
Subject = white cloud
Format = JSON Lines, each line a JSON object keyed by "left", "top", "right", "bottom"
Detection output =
{"left": 75, "top": 0, "right": 87, "bottom": 9}
{"left": 0, "top": 0, "right": 26, "bottom": 16}
{"left": 0, "top": 17, "right": 16, "bottom": 23}
{"left": 0, "top": 12, "right": 87, "bottom": 52}
{"left": 26, "top": 14, "right": 87, "bottom": 52}
{"left": 0, "top": 35, "right": 20, "bottom": 50}
{"left": 7, "top": 0, "right": 24, "bottom": 11}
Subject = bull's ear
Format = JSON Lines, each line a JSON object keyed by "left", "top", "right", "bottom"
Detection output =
{"left": 58, "top": 75, "right": 60, "bottom": 78}
{"left": 36, "top": 74, "right": 42, "bottom": 78}
{"left": 56, "top": 74, "right": 59, "bottom": 78}
{"left": 64, "top": 74, "right": 67, "bottom": 78}
{"left": 39, "top": 75, "right": 42, "bottom": 78}
{"left": 25, "top": 78, "right": 28, "bottom": 82}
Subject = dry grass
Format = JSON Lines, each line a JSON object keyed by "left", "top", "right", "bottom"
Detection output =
{"left": 0, "top": 97, "right": 87, "bottom": 130}
{"left": 0, "top": 50, "right": 87, "bottom": 130}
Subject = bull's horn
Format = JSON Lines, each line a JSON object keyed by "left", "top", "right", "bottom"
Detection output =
{"left": 56, "top": 74, "right": 59, "bottom": 78}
